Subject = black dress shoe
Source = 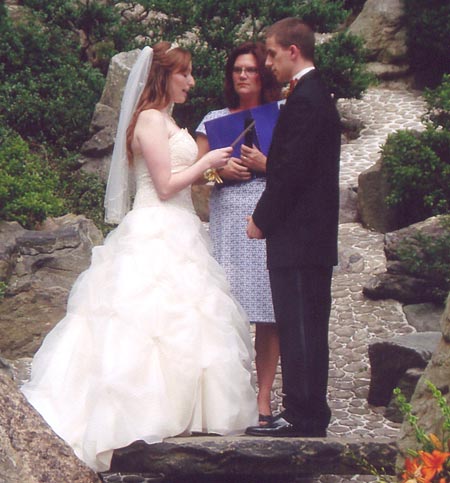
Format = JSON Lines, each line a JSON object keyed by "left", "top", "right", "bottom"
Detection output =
{"left": 245, "top": 415, "right": 326, "bottom": 437}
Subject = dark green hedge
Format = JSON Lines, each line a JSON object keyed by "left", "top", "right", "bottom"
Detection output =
{"left": 404, "top": 0, "right": 450, "bottom": 88}
{"left": 0, "top": 127, "right": 65, "bottom": 228}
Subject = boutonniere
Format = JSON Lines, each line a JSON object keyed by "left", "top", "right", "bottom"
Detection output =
{"left": 282, "top": 79, "right": 298, "bottom": 99}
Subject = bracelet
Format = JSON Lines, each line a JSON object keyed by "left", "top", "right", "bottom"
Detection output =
{"left": 203, "top": 168, "right": 223, "bottom": 184}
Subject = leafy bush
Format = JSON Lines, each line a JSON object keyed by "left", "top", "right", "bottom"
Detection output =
{"left": 20, "top": 0, "right": 143, "bottom": 73}
{"left": 396, "top": 216, "right": 450, "bottom": 304}
{"left": 381, "top": 75, "right": 450, "bottom": 227}
{"left": 382, "top": 128, "right": 450, "bottom": 226}
{"left": 315, "top": 31, "right": 375, "bottom": 100}
{"left": 404, "top": 0, "right": 450, "bottom": 88}
{"left": 423, "top": 74, "right": 450, "bottom": 130}
{"left": 8, "top": 0, "right": 369, "bottom": 136}
{"left": 58, "top": 157, "right": 108, "bottom": 234}
{"left": 0, "top": 127, "right": 65, "bottom": 228}
{"left": 0, "top": 8, "right": 104, "bottom": 152}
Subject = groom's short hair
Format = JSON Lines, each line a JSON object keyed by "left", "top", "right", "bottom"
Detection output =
{"left": 265, "top": 17, "right": 315, "bottom": 62}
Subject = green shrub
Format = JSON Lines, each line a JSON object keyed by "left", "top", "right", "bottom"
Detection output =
{"left": 59, "top": 158, "right": 109, "bottom": 235}
{"left": 291, "top": 0, "right": 349, "bottom": 33}
{"left": 395, "top": 216, "right": 450, "bottom": 305}
{"left": 423, "top": 74, "right": 450, "bottom": 130}
{"left": 0, "top": 127, "right": 65, "bottom": 228}
{"left": 9, "top": 0, "right": 370, "bottom": 136}
{"left": 20, "top": 0, "right": 140, "bottom": 74}
{"left": 0, "top": 8, "right": 104, "bottom": 152}
{"left": 315, "top": 31, "right": 376, "bottom": 100}
{"left": 382, "top": 128, "right": 450, "bottom": 226}
{"left": 404, "top": 0, "right": 450, "bottom": 88}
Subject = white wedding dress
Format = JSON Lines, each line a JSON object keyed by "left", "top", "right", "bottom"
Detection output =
{"left": 21, "top": 129, "right": 258, "bottom": 472}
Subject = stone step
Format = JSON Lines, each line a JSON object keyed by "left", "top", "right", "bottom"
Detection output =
{"left": 109, "top": 436, "right": 396, "bottom": 482}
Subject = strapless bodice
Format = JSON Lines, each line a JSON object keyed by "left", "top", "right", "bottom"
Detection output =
{"left": 133, "top": 128, "right": 198, "bottom": 211}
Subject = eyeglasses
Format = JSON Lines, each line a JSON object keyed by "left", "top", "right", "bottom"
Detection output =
{"left": 232, "top": 66, "right": 259, "bottom": 76}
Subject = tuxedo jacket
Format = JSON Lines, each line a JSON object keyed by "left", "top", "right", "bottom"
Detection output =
{"left": 252, "top": 69, "right": 341, "bottom": 269}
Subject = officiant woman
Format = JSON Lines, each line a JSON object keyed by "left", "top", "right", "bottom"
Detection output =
{"left": 196, "top": 41, "right": 282, "bottom": 425}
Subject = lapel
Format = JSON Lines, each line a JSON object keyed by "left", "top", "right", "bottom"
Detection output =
{"left": 268, "top": 70, "right": 318, "bottom": 163}
{"left": 291, "top": 69, "right": 317, "bottom": 96}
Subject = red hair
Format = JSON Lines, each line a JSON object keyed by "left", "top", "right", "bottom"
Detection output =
{"left": 126, "top": 41, "right": 191, "bottom": 163}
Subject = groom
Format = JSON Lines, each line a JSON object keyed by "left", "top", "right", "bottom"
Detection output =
{"left": 246, "top": 18, "right": 340, "bottom": 437}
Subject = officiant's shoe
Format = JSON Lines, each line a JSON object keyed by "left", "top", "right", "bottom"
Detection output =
{"left": 245, "top": 415, "right": 326, "bottom": 437}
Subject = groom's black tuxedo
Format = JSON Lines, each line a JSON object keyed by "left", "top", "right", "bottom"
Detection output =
{"left": 253, "top": 69, "right": 340, "bottom": 268}
{"left": 252, "top": 69, "right": 340, "bottom": 432}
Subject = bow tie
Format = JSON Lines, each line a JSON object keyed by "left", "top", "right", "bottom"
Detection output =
{"left": 284, "top": 78, "right": 298, "bottom": 98}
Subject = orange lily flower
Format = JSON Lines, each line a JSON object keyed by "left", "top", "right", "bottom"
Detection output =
{"left": 402, "top": 457, "right": 425, "bottom": 482}
{"left": 418, "top": 450, "right": 450, "bottom": 481}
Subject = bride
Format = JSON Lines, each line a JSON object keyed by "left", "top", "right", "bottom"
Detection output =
{"left": 21, "top": 41, "right": 258, "bottom": 472}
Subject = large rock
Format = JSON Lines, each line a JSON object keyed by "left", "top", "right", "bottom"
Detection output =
{"left": 363, "top": 216, "right": 449, "bottom": 304}
{"left": 397, "top": 292, "right": 450, "bottom": 470}
{"left": 110, "top": 436, "right": 397, "bottom": 479}
{"left": 357, "top": 158, "right": 399, "bottom": 233}
{"left": 0, "top": 215, "right": 103, "bottom": 358}
{"left": 0, "top": 361, "right": 100, "bottom": 483}
{"left": 348, "top": 0, "right": 408, "bottom": 66}
{"left": 384, "top": 367, "right": 424, "bottom": 423}
{"left": 79, "top": 49, "right": 142, "bottom": 178}
{"left": 403, "top": 303, "right": 444, "bottom": 332}
{"left": 368, "top": 332, "right": 441, "bottom": 406}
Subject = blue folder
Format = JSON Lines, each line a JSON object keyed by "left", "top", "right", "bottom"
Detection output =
{"left": 204, "top": 101, "right": 282, "bottom": 158}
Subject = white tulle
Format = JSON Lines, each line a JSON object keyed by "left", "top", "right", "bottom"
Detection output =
{"left": 22, "top": 130, "right": 258, "bottom": 472}
{"left": 104, "top": 46, "right": 153, "bottom": 224}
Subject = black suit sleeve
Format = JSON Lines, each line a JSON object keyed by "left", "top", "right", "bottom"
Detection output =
{"left": 252, "top": 92, "right": 322, "bottom": 236}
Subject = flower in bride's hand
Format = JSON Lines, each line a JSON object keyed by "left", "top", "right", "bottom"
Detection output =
{"left": 204, "top": 168, "right": 223, "bottom": 184}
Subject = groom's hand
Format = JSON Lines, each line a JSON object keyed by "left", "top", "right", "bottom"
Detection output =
{"left": 247, "top": 216, "right": 264, "bottom": 239}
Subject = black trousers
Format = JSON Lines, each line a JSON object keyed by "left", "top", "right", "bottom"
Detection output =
{"left": 269, "top": 265, "right": 333, "bottom": 430}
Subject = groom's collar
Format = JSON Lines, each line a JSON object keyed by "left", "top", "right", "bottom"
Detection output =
{"left": 292, "top": 66, "right": 315, "bottom": 83}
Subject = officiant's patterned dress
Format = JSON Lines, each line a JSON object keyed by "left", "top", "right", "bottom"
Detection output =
{"left": 197, "top": 108, "right": 275, "bottom": 324}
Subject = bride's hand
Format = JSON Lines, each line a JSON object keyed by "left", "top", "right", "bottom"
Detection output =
{"left": 201, "top": 147, "right": 232, "bottom": 170}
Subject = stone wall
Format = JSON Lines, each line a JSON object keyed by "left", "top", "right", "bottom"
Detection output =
{"left": 0, "top": 215, "right": 103, "bottom": 358}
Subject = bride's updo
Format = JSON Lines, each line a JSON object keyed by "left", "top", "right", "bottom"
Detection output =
{"left": 126, "top": 41, "right": 191, "bottom": 162}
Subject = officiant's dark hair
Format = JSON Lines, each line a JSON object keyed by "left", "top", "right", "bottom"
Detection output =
{"left": 265, "top": 18, "right": 315, "bottom": 61}
{"left": 224, "top": 41, "right": 281, "bottom": 109}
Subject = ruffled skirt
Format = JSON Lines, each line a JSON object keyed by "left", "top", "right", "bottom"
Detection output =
{"left": 22, "top": 205, "right": 258, "bottom": 471}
